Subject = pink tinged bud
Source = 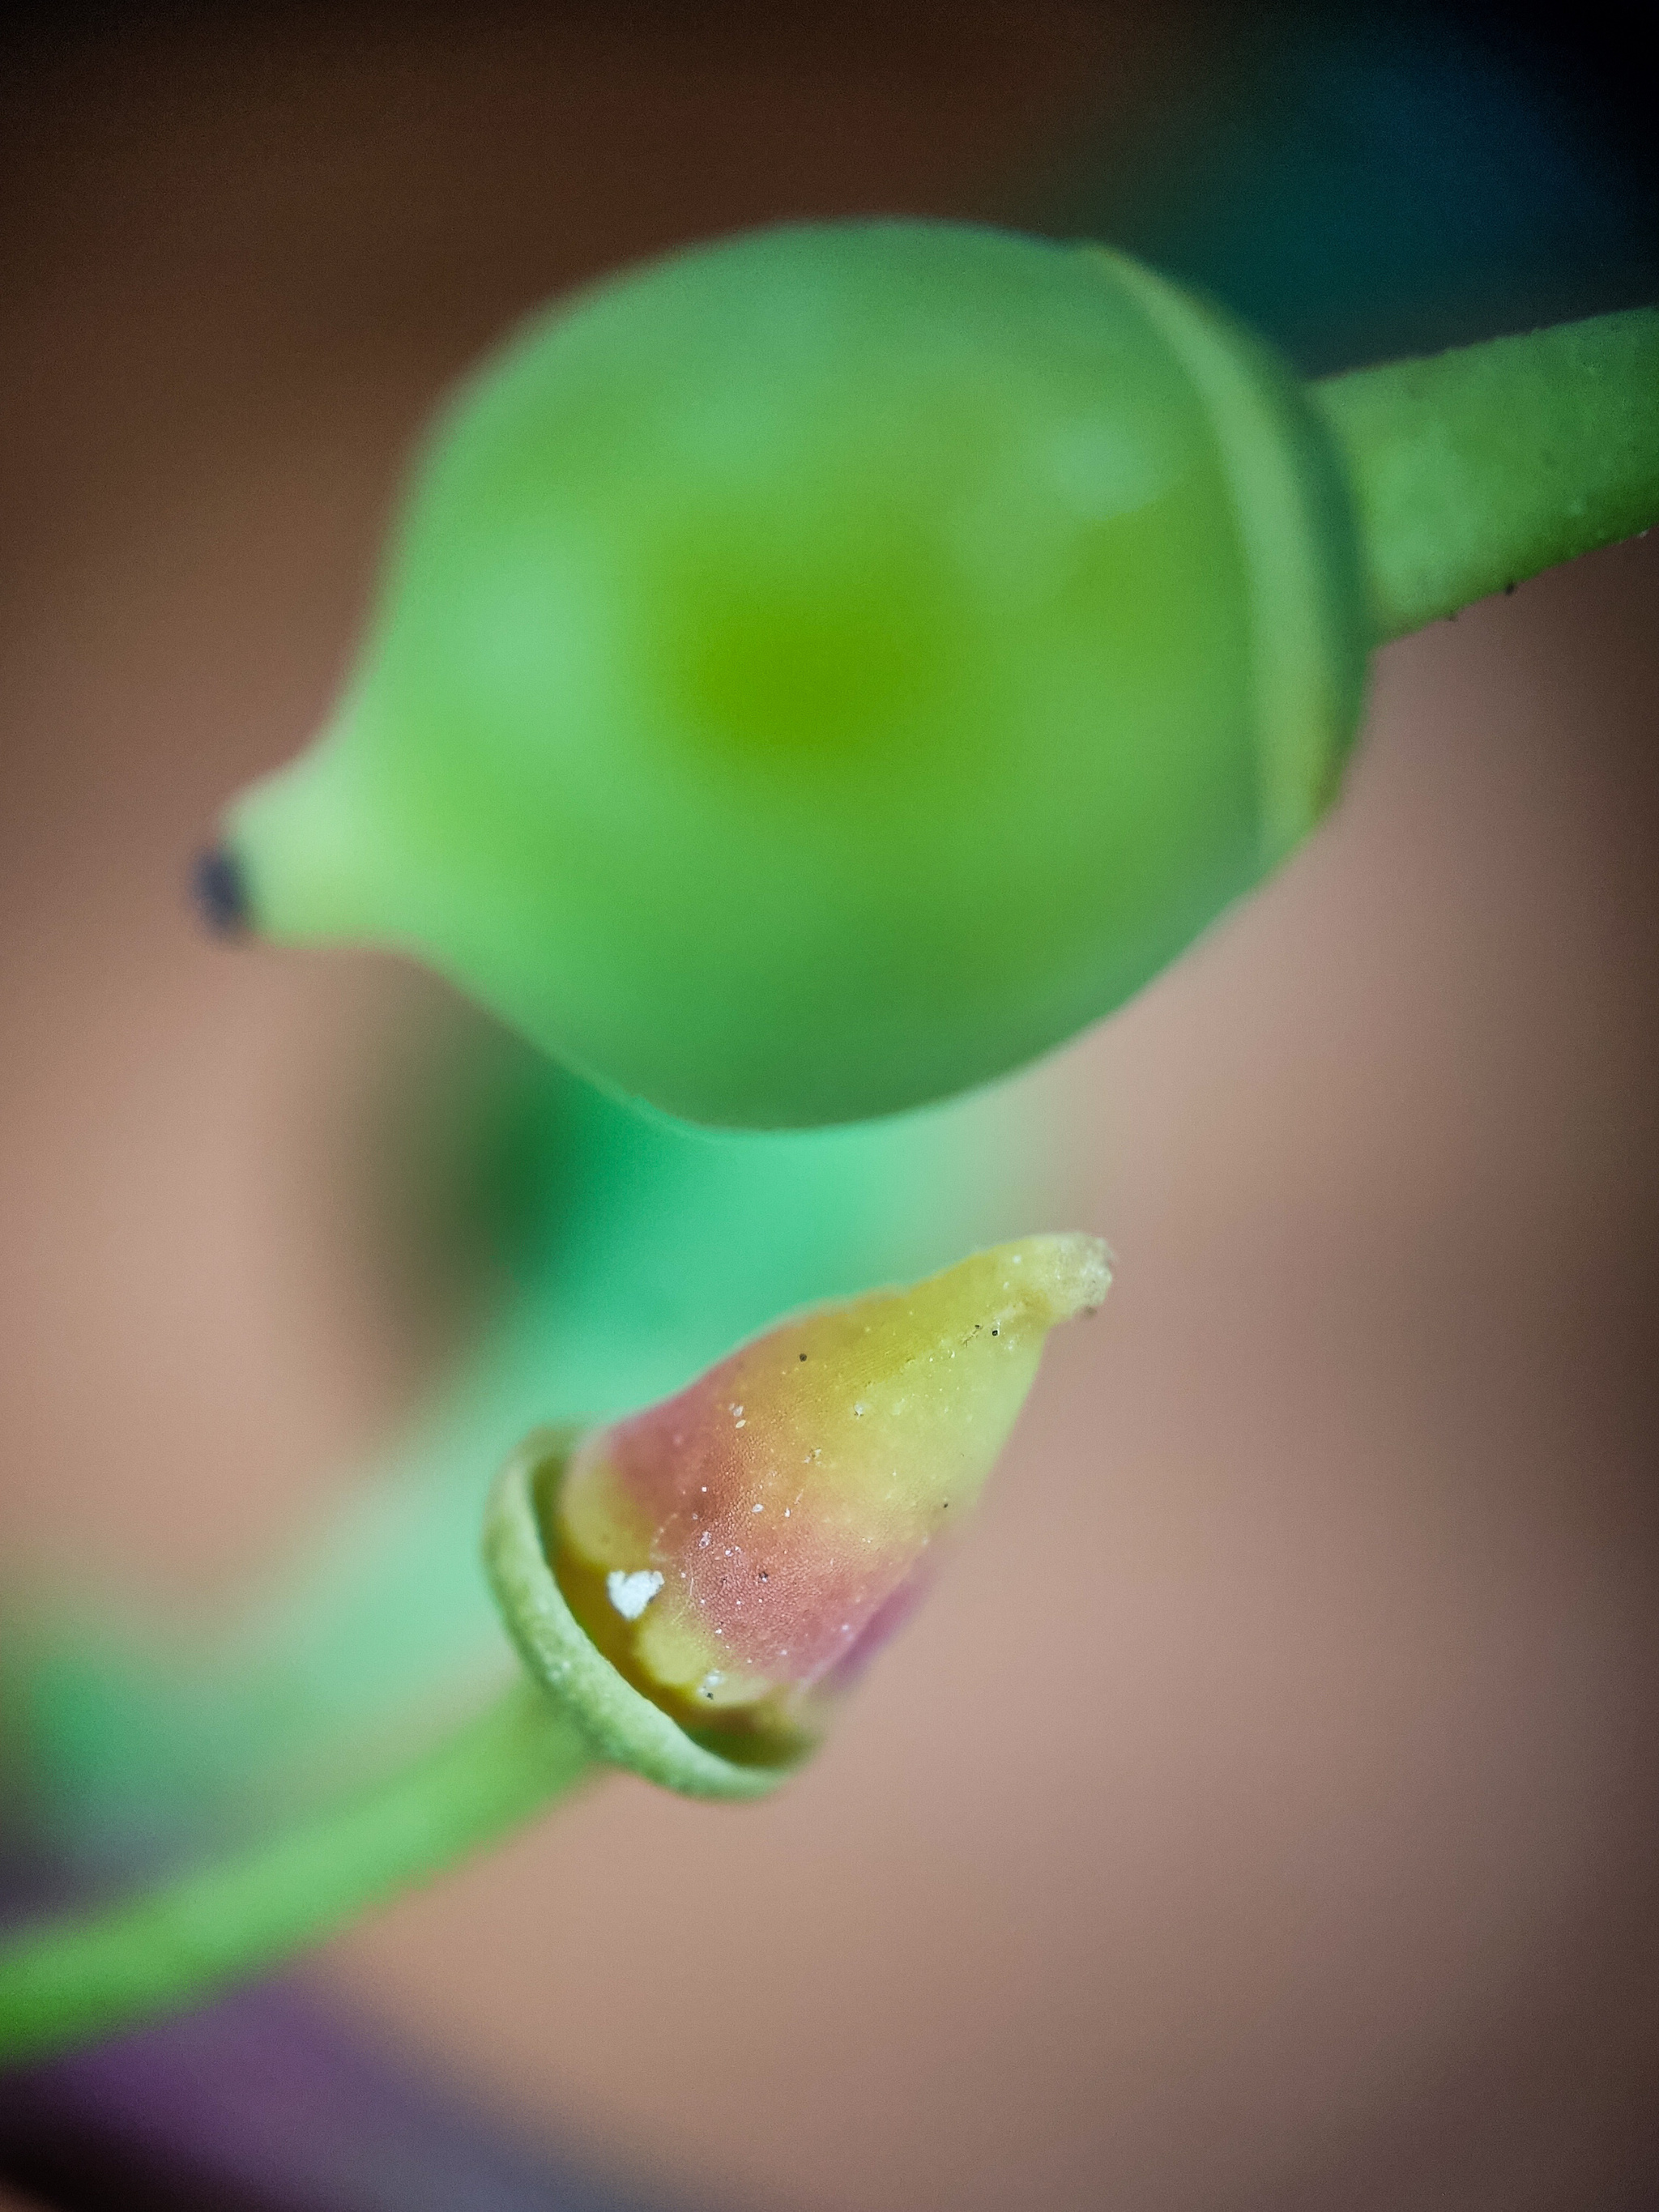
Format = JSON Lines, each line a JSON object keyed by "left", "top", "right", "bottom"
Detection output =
{"left": 551, "top": 1234, "right": 1109, "bottom": 1754}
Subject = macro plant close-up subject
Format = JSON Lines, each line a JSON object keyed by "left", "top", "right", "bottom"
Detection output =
{"left": 2, "top": 6, "right": 1657, "bottom": 2210}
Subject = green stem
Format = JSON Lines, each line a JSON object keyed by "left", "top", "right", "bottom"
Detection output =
{"left": 0, "top": 1677, "right": 594, "bottom": 2067}
{"left": 1312, "top": 306, "right": 1659, "bottom": 643}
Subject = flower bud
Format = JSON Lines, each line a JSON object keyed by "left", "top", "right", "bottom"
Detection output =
{"left": 484, "top": 1234, "right": 1108, "bottom": 1788}
{"left": 221, "top": 221, "right": 1367, "bottom": 1126}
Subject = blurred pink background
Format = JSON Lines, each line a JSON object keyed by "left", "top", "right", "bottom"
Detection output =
{"left": 2, "top": 10, "right": 1656, "bottom": 2207}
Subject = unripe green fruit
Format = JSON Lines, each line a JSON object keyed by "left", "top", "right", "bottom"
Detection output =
{"left": 226, "top": 220, "right": 1370, "bottom": 1126}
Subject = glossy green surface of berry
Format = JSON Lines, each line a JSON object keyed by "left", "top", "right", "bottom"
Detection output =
{"left": 228, "top": 221, "right": 1368, "bottom": 1125}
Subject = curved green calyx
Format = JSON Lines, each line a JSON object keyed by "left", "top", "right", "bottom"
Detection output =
{"left": 223, "top": 219, "right": 1367, "bottom": 1127}
{"left": 484, "top": 1234, "right": 1109, "bottom": 1784}
{"left": 484, "top": 1429, "right": 785, "bottom": 1801}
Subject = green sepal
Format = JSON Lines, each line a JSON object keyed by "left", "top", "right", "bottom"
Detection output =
{"left": 483, "top": 1428, "right": 802, "bottom": 1801}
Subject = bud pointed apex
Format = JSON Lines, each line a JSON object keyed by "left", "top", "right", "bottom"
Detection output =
{"left": 548, "top": 1234, "right": 1108, "bottom": 1758}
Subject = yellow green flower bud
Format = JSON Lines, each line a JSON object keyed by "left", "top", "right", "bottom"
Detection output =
{"left": 487, "top": 1234, "right": 1109, "bottom": 1784}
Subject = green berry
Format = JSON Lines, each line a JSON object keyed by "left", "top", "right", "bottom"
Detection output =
{"left": 224, "top": 220, "right": 1369, "bottom": 1126}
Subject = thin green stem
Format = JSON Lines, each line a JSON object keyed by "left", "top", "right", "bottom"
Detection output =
{"left": 0, "top": 1676, "right": 594, "bottom": 2068}
{"left": 1312, "top": 306, "right": 1659, "bottom": 643}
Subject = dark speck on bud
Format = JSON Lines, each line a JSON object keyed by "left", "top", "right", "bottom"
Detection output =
{"left": 192, "top": 845, "right": 249, "bottom": 937}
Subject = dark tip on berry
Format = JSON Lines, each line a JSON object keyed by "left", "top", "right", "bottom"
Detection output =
{"left": 192, "top": 844, "right": 249, "bottom": 937}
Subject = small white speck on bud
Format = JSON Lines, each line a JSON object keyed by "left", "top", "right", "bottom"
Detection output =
{"left": 606, "top": 1568, "right": 664, "bottom": 1620}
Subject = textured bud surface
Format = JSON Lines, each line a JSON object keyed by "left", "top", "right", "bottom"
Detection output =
{"left": 549, "top": 1234, "right": 1108, "bottom": 1755}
